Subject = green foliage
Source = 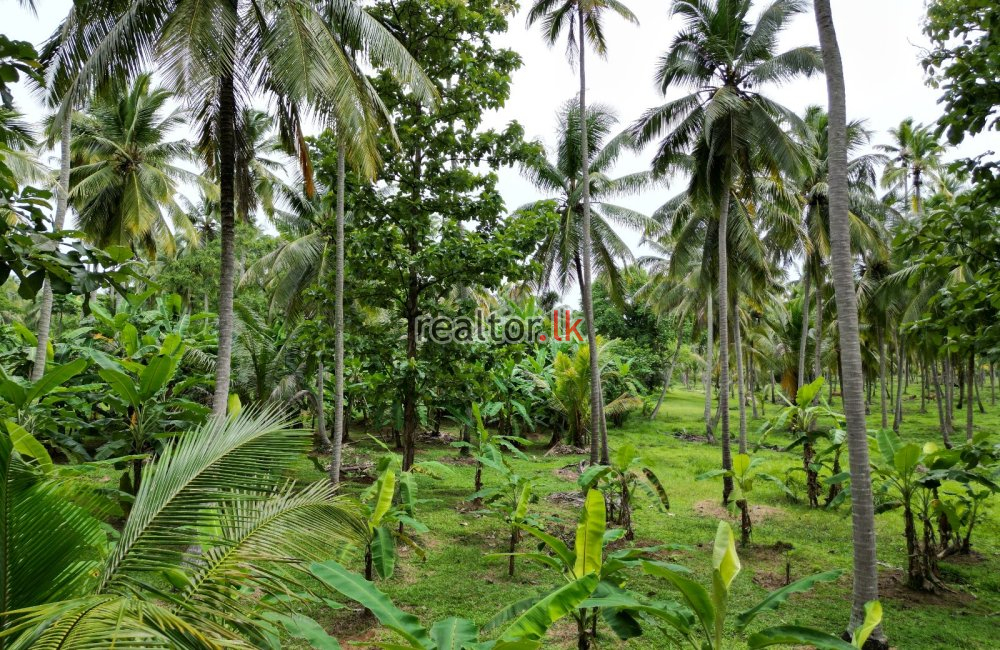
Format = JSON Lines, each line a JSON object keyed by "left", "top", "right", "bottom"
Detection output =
{"left": 311, "top": 558, "right": 590, "bottom": 649}
{"left": 641, "top": 521, "right": 875, "bottom": 650}
{"left": 0, "top": 409, "right": 364, "bottom": 648}
{"left": 578, "top": 442, "right": 669, "bottom": 539}
{"left": 697, "top": 453, "right": 794, "bottom": 545}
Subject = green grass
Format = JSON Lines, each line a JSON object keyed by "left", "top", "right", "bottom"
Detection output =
{"left": 292, "top": 385, "right": 1000, "bottom": 649}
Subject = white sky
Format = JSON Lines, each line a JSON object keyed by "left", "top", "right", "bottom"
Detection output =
{"left": 9, "top": 0, "right": 1000, "bottom": 303}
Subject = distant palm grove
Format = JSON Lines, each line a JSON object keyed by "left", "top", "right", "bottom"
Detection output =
{"left": 1, "top": 0, "right": 998, "bottom": 648}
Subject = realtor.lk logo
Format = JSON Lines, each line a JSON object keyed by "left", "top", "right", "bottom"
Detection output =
{"left": 418, "top": 309, "right": 585, "bottom": 345}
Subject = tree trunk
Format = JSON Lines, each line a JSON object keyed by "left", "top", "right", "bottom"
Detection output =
{"left": 943, "top": 354, "right": 954, "bottom": 433}
{"left": 317, "top": 360, "right": 329, "bottom": 450}
{"left": 212, "top": 70, "right": 238, "bottom": 418}
{"left": 931, "top": 360, "right": 950, "bottom": 448}
{"left": 651, "top": 319, "right": 685, "bottom": 419}
{"left": 919, "top": 358, "right": 927, "bottom": 414}
{"left": 330, "top": 138, "right": 347, "bottom": 484}
{"left": 813, "top": 279, "right": 824, "bottom": 384}
{"left": 878, "top": 330, "right": 888, "bottom": 429}
{"left": 704, "top": 297, "right": 716, "bottom": 444}
{"left": 402, "top": 290, "right": 419, "bottom": 471}
{"left": 813, "top": 2, "right": 886, "bottom": 643}
{"left": 967, "top": 352, "right": 975, "bottom": 442}
{"left": 717, "top": 193, "right": 734, "bottom": 504}
{"left": 990, "top": 362, "right": 995, "bottom": 406}
{"left": 31, "top": 115, "right": 72, "bottom": 382}
{"left": 732, "top": 296, "right": 748, "bottom": 454}
{"left": 798, "top": 263, "right": 811, "bottom": 391}
{"left": 749, "top": 353, "right": 759, "bottom": 419}
{"left": 576, "top": 8, "right": 605, "bottom": 467}
{"left": 893, "top": 332, "right": 905, "bottom": 432}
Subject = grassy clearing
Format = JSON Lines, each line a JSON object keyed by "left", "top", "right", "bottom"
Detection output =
{"left": 293, "top": 386, "right": 999, "bottom": 649}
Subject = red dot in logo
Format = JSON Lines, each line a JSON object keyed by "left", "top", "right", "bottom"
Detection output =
{"left": 539, "top": 334, "right": 547, "bottom": 342}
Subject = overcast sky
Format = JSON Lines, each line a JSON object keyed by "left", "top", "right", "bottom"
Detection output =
{"left": 9, "top": 1, "right": 1000, "bottom": 301}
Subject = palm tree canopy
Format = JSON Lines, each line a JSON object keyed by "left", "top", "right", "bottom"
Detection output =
{"left": 520, "top": 100, "right": 657, "bottom": 304}
{"left": 527, "top": 0, "right": 639, "bottom": 61}
{"left": 631, "top": 0, "right": 823, "bottom": 203}
{"left": 68, "top": 72, "right": 196, "bottom": 257}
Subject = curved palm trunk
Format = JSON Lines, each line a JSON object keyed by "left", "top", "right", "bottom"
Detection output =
{"left": 651, "top": 316, "right": 685, "bottom": 419}
{"left": 212, "top": 70, "right": 238, "bottom": 418}
{"left": 814, "top": 1, "right": 886, "bottom": 644}
{"left": 732, "top": 296, "right": 748, "bottom": 454}
{"left": 704, "top": 297, "right": 716, "bottom": 443}
{"left": 330, "top": 139, "right": 347, "bottom": 484}
{"left": 797, "top": 263, "right": 811, "bottom": 392}
{"left": 31, "top": 116, "right": 72, "bottom": 382}
{"left": 576, "top": 6, "right": 605, "bottom": 466}
{"left": 717, "top": 194, "right": 733, "bottom": 504}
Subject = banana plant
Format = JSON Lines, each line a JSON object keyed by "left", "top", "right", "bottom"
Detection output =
{"left": 357, "top": 467, "right": 429, "bottom": 582}
{"left": 310, "top": 559, "right": 595, "bottom": 649}
{"left": 97, "top": 333, "right": 208, "bottom": 497}
{"left": 0, "top": 357, "right": 89, "bottom": 423}
{"left": 577, "top": 442, "right": 669, "bottom": 540}
{"left": 697, "top": 453, "right": 795, "bottom": 545}
{"left": 756, "top": 377, "right": 845, "bottom": 508}
{"left": 935, "top": 480, "right": 995, "bottom": 557}
{"left": 452, "top": 402, "right": 529, "bottom": 496}
{"left": 639, "top": 521, "right": 882, "bottom": 650}
{"left": 467, "top": 445, "right": 539, "bottom": 577}
{"left": 870, "top": 429, "right": 998, "bottom": 592}
{"left": 491, "top": 489, "right": 686, "bottom": 649}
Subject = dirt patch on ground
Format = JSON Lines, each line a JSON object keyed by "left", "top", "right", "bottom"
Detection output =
{"left": 877, "top": 569, "right": 978, "bottom": 608}
{"left": 552, "top": 461, "right": 586, "bottom": 482}
{"left": 439, "top": 455, "right": 478, "bottom": 466}
{"left": 544, "top": 444, "right": 588, "bottom": 456}
{"left": 693, "top": 499, "right": 785, "bottom": 524}
{"left": 546, "top": 491, "right": 586, "bottom": 508}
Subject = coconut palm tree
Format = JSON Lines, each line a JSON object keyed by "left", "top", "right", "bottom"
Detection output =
{"left": 68, "top": 73, "right": 196, "bottom": 258}
{"left": 519, "top": 99, "right": 654, "bottom": 462}
{"left": 44, "top": 0, "right": 436, "bottom": 418}
{"left": 812, "top": 0, "right": 887, "bottom": 645}
{"left": 631, "top": 0, "right": 821, "bottom": 501}
{"left": 527, "top": 0, "right": 639, "bottom": 466}
{"left": 794, "top": 106, "right": 887, "bottom": 392}
{"left": 878, "top": 118, "right": 943, "bottom": 219}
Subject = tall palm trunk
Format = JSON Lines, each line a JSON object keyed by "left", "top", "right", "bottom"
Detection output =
{"left": 732, "top": 296, "right": 748, "bottom": 454}
{"left": 877, "top": 330, "right": 888, "bottom": 429}
{"left": 704, "top": 297, "right": 715, "bottom": 443}
{"left": 330, "top": 139, "right": 347, "bottom": 484}
{"left": 576, "top": 6, "right": 605, "bottom": 466}
{"left": 651, "top": 316, "right": 685, "bottom": 419}
{"left": 31, "top": 116, "right": 72, "bottom": 382}
{"left": 717, "top": 193, "right": 733, "bottom": 504}
{"left": 813, "top": 1, "right": 886, "bottom": 644}
{"left": 212, "top": 70, "right": 238, "bottom": 418}
{"left": 893, "top": 332, "right": 905, "bottom": 431}
{"left": 798, "top": 263, "right": 811, "bottom": 391}
{"left": 813, "top": 281, "right": 824, "bottom": 382}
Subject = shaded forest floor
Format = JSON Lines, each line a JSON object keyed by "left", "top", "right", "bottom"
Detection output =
{"left": 291, "top": 386, "right": 1000, "bottom": 649}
